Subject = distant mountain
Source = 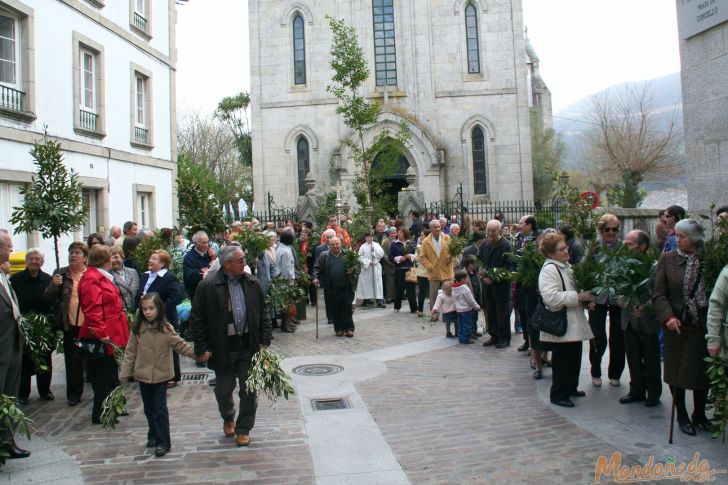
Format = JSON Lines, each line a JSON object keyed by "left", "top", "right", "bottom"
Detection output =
{"left": 552, "top": 72, "right": 684, "bottom": 185}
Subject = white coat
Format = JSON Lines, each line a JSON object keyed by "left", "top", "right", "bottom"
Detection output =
{"left": 356, "top": 241, "right": 384, "bottom": 300}
{"left": 537, "top": 258, "right": 594, "bottom": 343}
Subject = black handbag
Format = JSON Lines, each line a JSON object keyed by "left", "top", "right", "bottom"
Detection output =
{"left": 72, "top": 339, "right": 106, "bottom": 360}
{"left": 531, "top": 263, "right": 568, "bottom": 337}
{"left": 71, "top": 301, "right": 106, "bottom": 360}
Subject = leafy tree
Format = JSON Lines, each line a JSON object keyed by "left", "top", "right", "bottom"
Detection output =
{"left": 176, "top": 153, "right": 227, "bottom": 236}
{"left": 177, "top": 111, "right": 251, "bottom": 219}
{"left": 326, "top": 16, "right": 409, "bottom": 228}
{"left": 215, "top": 92, "right": 253, "bottom": 211}
{"left": 530, "top": 108, "right": 565, "bottom": 204}
{"left": 581, "top": 83, "right": 682, "bottom": 208}
{"left": 11, "top": 130, "right": 87, "bottom": 270}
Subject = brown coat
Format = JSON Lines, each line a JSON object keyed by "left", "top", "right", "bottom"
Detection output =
{"left": 419, "top": 233, "right": 454, "bottom": 282}
{"left": 120, "top": 322, "right": 195, "bottom": 384}
{"left": 652, "top": 251, "right": 709, "bottom": 390}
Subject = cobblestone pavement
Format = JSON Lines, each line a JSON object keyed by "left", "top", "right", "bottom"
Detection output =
{"left": 4, "top": 302, "right": 727, "bottom": 484}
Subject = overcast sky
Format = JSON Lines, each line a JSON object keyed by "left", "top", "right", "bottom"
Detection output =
{"left": 175, "top": 0, "right": 681, "bottom": 115}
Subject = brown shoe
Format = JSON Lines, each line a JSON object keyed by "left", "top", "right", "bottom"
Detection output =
{"left": 482, "top": 338, "right": 498, "bottom": 347}
{"left": 223, "top": 420, "right": 235, "bottom": 438}
{"left": 235, "top": 434, "right": 250, "bottom": 447}
{"left": 335, "top": 330, "right": 344, "bottom": 337}
{"left": 345, "top": 331, "right": 354, "bottom": 338}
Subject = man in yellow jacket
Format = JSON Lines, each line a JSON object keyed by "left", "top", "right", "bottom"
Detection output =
{"left": 419, "top": 219, "right": 454, "bottom": 310}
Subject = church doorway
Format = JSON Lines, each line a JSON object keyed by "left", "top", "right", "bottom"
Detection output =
{"left": 371, "top": 145, "right": 411, "bottom": 217}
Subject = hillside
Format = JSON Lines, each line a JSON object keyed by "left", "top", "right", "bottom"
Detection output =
{"left": 552, "top": 72, "right": 684, "bottom": 189}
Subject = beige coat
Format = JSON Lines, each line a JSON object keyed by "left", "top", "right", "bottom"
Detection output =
{"left": 538, "top": 259, "right": 594, "bottom": 343}
{"left": 419, "top": 233, "right": 454, "bottom": 282}
{"left": 120, "top": 322, "right": 196, "bottom": 384}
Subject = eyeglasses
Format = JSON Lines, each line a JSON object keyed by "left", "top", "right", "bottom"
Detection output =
{"left": 603, "top": 227, "right": 619, "bottom": 233}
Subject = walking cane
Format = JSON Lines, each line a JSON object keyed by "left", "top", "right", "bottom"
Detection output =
{"left": 315, "top": 285, "right": 319, "bottom": 339}
{"left": 668, "top": 392, "right": 676, "bottom": 444}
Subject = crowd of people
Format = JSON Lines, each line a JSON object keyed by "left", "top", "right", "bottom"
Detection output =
{"left": 1, "top": 201, "right": 727, "bottom": 460}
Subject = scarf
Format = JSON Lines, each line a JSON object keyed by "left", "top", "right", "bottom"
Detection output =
{"left": 677, "top": 248, "right": 707, "bottom": 324}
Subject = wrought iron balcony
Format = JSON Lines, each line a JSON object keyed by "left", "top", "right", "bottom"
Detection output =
{"left": 134, "top": 126, "right": 149, "bottom": 144}
{"left": 133, "top": 12, "right": 148, "bottom": 32}
{"left": 79, "top": 109, "right": 98, "bottom": 132}
{"left": 0, "top": 85, "right": 24, "bottom": 112}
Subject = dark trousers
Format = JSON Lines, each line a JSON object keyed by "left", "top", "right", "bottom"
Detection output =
{"left": 0, "top": 344, "right": 21, "bottom": 443}
{"left": 63, "top": 327, "right": 85, "bottom": 402}
{"left": 457, "top": 311, "right": 474, "bottom": 344}
{"left": 214, "top": 350, "right": 258, "bottom": 435}
{"left": 670, "top": 386, "right": 708, "bottom": 424}
{"left": 325, "top": 288, "right": 355, "bottom": 332}
{"left": 550, "top": 341, "right": 583, "bottom": 402}
{"left": 416, "top": 276, "right": 429, "bottom": 312}
{"left": 517, "top": 286, "right": 538, "bottom": 344}
{"left": 383, "top": 271, "right": 395, "bottom": 302}
{"left": 140, "top": 382, "right": 170, "bottom": 448}
{"left": 87, "top": 355, "right": 119, "bottom": 422}
{"left": 588, "top": 304, "right": 625, "bottom": 379}
{"left": 485, "top": 292, "right": 511, "bottom": 344}
{"left": 624, "top": 325, "right": 662, "bottom": 400}
{"left": 394, "top": 270, "right": 416, "bottom": 312}
{"left": 19, "top": 352, "right": 52, "bottom": 399}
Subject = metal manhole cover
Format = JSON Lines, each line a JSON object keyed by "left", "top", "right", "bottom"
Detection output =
{"left": 180, "top": 372, "right": 210, "bottom": 382}
{"left": 292, "top": 364, "right": 344, "bottom": 376}
{"left": 312, "top": 398, "right": 350, "bottom": 411}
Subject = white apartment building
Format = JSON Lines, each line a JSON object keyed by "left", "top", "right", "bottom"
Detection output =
{"left": 0, "top": 0, "right": 177, "bottom": 270}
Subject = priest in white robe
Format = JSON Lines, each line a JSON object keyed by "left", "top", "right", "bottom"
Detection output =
{"left": 356, "top": 233, "right": 385, "bottom": 307}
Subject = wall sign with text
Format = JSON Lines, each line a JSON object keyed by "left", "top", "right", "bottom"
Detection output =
{"left": 677, "top": 0, "right": 728, "bottom": 39}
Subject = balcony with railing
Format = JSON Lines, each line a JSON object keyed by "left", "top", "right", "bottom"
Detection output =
{"left": 1, "top": 85, "right": 25, "bottom": 112}
{"left": 79, "top": 109, "right": 98, "bottom": 132}
{"left": 132, "top": 12, "right": 148, "bottom": 34}
{"left": 134, "top": 126, "right": 149, "bottom": 145}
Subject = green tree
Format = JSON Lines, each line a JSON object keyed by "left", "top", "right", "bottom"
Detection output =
{"left": 11, "top": 130, "right": 87, "bottom": 270}
{"left": 530, "top": 108, "right": 565, "bottom": 204}
{"left": 176, "top": 153, "right": 227, "bottom": 236}
{"left": 215, "top": 92, "right": 253, "bottom": 212}
{"left": 326, "top": 16, "right": 409, "bottom": 228}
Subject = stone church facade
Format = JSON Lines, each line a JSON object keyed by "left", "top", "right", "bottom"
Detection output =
{"left": 249, "top": 0, "right": 550, "bottom": 214}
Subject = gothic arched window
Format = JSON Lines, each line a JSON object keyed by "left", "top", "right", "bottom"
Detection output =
{"left": 465, "top": 3, "right": 480, "bottom": 74}
{"left": 372, "top": 0, "right": 397, "bottom": 86}
{"left": 472, "top": 126, "right": 487, "bottom": 194}
{"left": 297, "top": 136, "right": 310, "bottom": 195}
{"left": 293, "top": 14, "right": 306, "bottom": 84}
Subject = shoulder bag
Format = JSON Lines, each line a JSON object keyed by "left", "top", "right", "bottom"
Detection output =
{"left": 72, "top": 301, "right": 107, "bottom": 360}
{"left": 530, "top": 263, "right": 568, "bottom": 337}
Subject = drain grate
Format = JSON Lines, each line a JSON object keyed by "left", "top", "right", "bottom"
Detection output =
{"left": 292, "top": 364, "right": 344, "bottom": 376}
{"left": 311, "top": 398, "right": 350, "bottom": 411}
{"left": 180, "top": 372, "right": 210, "bottom": 382}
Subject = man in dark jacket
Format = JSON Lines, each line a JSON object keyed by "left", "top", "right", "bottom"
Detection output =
{"left": 0, "top": 229, "right": 29, "bottom": 459}
{"left": 11, "top": 248, "right": 53, "bottom": 404}
{"left": 191, "top": 245, "right": 272, "bottom": 447}
{"left": 479, "top": 220, "right": 512, "bottom": 348}
{"left": 313, "top": 237, "right": 358, "bottom": 337}
{"left": 183, "top": 230, "right": 213, "bottom": 300}
{"left": 619, "top": 230, "right": 661, "bottom": 407}
{"left": 515, "top": 215, "right": 541, "bottom": 352}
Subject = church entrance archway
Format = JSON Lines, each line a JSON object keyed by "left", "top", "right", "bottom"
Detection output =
{"left": 371, "top": 143, "right": 411, "bottom": 217}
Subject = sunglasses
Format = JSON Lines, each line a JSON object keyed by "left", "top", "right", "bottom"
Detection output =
{"left": 603, "top": 227, "right": 619, "bottom": 233}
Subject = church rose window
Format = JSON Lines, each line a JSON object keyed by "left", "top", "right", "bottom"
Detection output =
{"left": 472, "top": 126, "right": 487, "bottom": 194}
{"left": 372, "top": 0, "right": 397, "bottom": 86}
{"left": 297, "top": 136, "right": 310, "bottom": 195}
{"left": 293, "top": 14, "right": 306, "bottom": 84}
{"left": 465, "top": 3, "right": 480, "bottom": 74}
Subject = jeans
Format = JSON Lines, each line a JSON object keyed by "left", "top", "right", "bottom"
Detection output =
{"left": 214, "top": 350, "right": 258, "bottom": 435}
{"left": 457, "top": 311, "right": 474, "bottom": 343}
{"left": 139, "top": 382, "right": 170, "bottom": 448}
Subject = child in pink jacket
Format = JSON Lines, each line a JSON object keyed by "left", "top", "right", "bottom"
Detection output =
{"left": 431, "top": 282, "right": 457, "bottom": 338}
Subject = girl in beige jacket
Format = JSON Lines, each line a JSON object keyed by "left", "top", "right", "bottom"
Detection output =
{"left": 120, "top": 292, "right": 197, "bottom": 457}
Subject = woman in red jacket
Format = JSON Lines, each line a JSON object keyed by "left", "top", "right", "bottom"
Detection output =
{"left": 78, "top": 244, "right": 130, "bottom": 424}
